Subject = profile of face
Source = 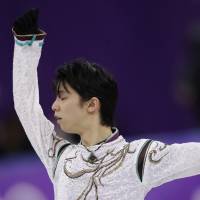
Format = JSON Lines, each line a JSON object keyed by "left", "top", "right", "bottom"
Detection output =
{"left": 51, "top": 82, "right": 99, "bottom": 134}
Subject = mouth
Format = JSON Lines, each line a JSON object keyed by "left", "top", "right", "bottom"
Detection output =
{"left": 54, "top": 115, "right": 62, "bottom": 122}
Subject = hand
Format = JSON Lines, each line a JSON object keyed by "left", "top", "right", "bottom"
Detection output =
{"left": 13, "top": 8, "right": 40, "bottom": 35}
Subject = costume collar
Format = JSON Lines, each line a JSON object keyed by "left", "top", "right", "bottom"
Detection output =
{"left": 79, "top": 127, "right": 120, "bottom": 146}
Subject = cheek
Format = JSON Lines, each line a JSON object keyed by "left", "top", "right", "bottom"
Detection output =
{"left": 61, "top": 106, "right": 85, "bottom": 131}
{"left": 62, "top": 101, "right": 84, "bottom": 119}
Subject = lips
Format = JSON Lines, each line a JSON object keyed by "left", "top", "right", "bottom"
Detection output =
{"left": 54, "top": 115, "right": 62, "bottom": 121}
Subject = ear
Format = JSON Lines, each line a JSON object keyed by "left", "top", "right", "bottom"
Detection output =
{"left": 87, "top": 97, "right": 100, "bottom": 113}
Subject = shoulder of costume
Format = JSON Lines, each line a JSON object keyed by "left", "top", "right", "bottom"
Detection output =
{"left": 130, "top": 138, "right": 153, "bottom": 147}
{"left": 130, "top": 138, "right": 154, "bottom": 182}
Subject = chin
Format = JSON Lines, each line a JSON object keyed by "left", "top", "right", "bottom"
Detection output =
{"left": 58, "top": 121, "right": 80, "bottom": 134}
{"left": 60, "top": 126, "right": 78, "bottom": 135}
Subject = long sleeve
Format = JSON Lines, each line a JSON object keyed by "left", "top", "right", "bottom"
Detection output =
{"left": 141, "top": 140, "right": 200, "bottom": 191}
{"left": 12, "top": 32, "right": 70, "bottom": 182}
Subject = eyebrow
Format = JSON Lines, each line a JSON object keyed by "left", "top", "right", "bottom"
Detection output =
{"left": 57, "top": 90, "right": 69, "bottom": 96}
{"left": 56, "top": 81, "right": 71, "bottom": 95}
{"left": 63, "top": 84, "right": 71, "bottom": 94}
{"left": 58, "top": 90, "right": 66, "bottom": 94}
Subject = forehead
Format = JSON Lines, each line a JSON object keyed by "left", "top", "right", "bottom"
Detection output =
{"left": 58, "top": 82, "right": 71, "bottom": 92}
{"left": 56, "top": 82, "right": 83, "bottom": 103}
{"left": 56, "top": 82, "right": 79, "bottom": 97}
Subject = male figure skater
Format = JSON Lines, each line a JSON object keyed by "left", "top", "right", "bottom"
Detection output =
{"left": 12, "top": 9, "right": 200, "bottom": 200}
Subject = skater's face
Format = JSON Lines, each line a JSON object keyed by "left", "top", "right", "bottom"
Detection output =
{"left": 51, "top": 82, "right": 99, "bottom": 134}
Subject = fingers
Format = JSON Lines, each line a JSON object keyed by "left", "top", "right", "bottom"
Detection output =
{"left": 13, "top": 8, "right": 39, "bottom": 35}
{"left": 25, "top": 8, "right": 39, "bottom": 26}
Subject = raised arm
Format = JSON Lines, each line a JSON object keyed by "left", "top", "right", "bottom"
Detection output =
{"left": 139, "top": 140, "right": 200, "bottom": 191}
{"left": 12, "top": 9, "right": 70, "bottom": 181}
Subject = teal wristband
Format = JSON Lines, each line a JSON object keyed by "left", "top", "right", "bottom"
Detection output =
{"left": 15, "top": 35, "right": 37, "bottom": 46}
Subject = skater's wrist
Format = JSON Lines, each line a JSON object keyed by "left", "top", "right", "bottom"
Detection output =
{"left": 12, "top": 28, "right": 47, "bottom": 41}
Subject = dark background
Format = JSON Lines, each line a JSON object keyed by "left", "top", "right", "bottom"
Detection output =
{"left": 1, "top": 0, "right": 200, "bottom": 156}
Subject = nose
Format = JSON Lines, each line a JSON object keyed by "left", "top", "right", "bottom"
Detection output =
{"left": 51, "top": 98, "right": 60, "bottom": 112}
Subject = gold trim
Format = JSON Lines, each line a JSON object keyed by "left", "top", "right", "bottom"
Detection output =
{"left": 148, "top": 142, "right": 169, "bottom": 164}
{"left": 63, "top": 143, "right": 136, "bottom": 200}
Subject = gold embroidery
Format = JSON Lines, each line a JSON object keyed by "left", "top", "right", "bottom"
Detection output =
{"left": 63, "top": 143, "right": 136, "bottom": 200}
{"left": 48, "top": 134, "right": 63, "bottom": 158}
{"left": 149, "top": 142, "right": 169, "bottom": 164}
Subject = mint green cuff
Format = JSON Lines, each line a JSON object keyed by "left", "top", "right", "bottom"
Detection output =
{"left": 15, "top": 35, "right": 37, "bottom": 46}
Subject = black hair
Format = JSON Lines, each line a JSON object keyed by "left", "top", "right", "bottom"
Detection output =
{"left": 53, "top": 58, "right": 118, "bottom": 127}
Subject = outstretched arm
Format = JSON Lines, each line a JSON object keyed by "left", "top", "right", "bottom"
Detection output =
{"left": 138, "top": 24, "right": 200, "bottom": 192}
{"left": 138, "top": 140, "right": 200, "bottom": 191}
{"left": 13, "top": 9, "right": 70, "bottom": 181}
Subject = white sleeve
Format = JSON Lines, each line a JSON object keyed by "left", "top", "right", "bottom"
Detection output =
{"left": 13, "top": 36, "right": 70, "bottom": 182}
{"left": 142, "top": 140, "right": 200, "bottom": 190}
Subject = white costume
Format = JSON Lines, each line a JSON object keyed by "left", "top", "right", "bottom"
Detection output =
{"left": 13, "top": 33, "right": 200, "bottom": 200}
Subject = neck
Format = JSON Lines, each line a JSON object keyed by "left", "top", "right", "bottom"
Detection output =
{"left": 80, "top": 125, "right": 112, "bottom": 147}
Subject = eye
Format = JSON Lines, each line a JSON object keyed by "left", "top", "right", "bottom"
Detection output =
{"left": 57, "top": 91, "right": 68, "bottom": 101}
{"left": 60, "top": 96, "right": 67, "bottom": 101}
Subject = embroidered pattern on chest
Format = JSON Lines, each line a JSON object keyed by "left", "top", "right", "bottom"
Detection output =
{"left": 63, "top": 143, "right": 136, "bottom": 200}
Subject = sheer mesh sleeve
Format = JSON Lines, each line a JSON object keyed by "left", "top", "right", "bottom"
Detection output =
{"left": 13, "top": 35, "right": 70, "bottom": 182}
{"left": 142, "top": 140, "right": 200, "bottom": 190}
